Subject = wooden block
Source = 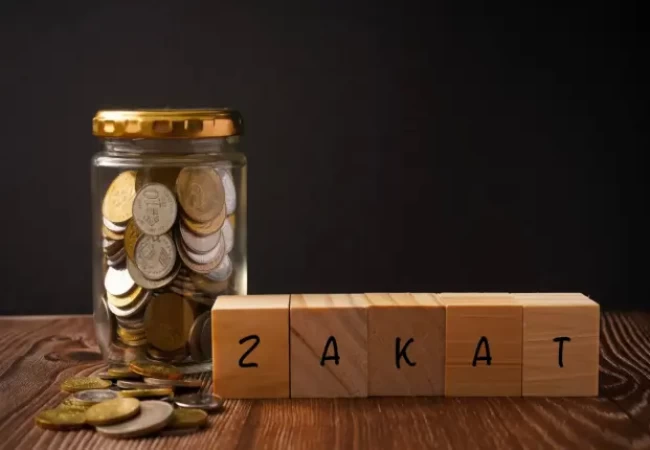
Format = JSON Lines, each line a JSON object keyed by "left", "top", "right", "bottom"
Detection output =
{"left": 290, "top": 294, "right": 369, "bottom": 398}
{"left": 367, "top": 293, "right": 445, "bottom": 396}
{"left": 440, "top": 293, "right": 523, "bottom": 396}
{"left": 516, "top": 293, "right": 600, "bottom": 396}
{"left": 211, "top": 295, "right": 290, "bottom": 398}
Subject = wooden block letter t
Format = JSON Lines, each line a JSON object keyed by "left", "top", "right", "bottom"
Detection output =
{"left": 211, "top": 295, "right": 290, "bottom": 398}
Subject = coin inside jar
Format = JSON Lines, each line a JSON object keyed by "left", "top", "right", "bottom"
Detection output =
{"left": 188, "top": 312, "right": 210, "bottom": 361}
{"left": 103, "top": 216, "right": 128, "bottom": 233}
{"left": 217, "top": 168, "right": 237, "bottom": 215}
{"left": 132, "top": 183, "right": 177, "bottom": 236}
{"left": 123, "top": 219, "right": 141, "bottom": 262}
{"left": 104, "top": 266, "right": 136, "bottom": 297}
{"left": 144, "top": 292, "right": 195, "bottom": 352}
{"left": 107, "top": 286, "right": 145, "bottom": 309}
{"left": 127, "top": 258, "right": 180, "bottom": 290}
{"left": 134, "top": 233, "right": 177, "bottom": 280}
{"left": 181, "top": 231, "right": 225, "bottom": 266}
{"left": 102, "top": 170, "right": 137, "bottom": 225}
{"left": 180, "top": 203, "right": 226, "bottom": 237}
{"left": 179, "top": 220, "right": 221, "bottom": 254}
{"left": 204, "top": 255, "right": 232, "bottom": 282}
{"left": 221, "top": 216, "right": 234, "bottom": 253}
{"left": 176, "top": 167, "right": 225, "bottom": 223}
{"left": 176, "top": 232, "right": 223, "bottom": 274}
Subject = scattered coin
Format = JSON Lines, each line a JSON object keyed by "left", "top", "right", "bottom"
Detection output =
{"left": 134, "top": 233, "right": 177, "bottom": 280}
{"left": 95, "top": 400, "right": 174, "bottom": 439}
{"left": 72, "top": 389, "right": 119, "bottom": 406}
{"left": 104, "top": 266, "right": 136, "bottom": 297}
{"left": 127, "top": 258, "right": 179, "bottom": 290}
{"left": 129, "top": 360, "right": 182, "bottom": 380}
{"left": 217, "top": 168, "right": 236, "bottom": 215}
{"left": 35, "top": 408, "right": 86, "bottom": 431}
{"left": 174, "top": 393, "right": 224, "bottom": 412}
{"left": 132, "top": 183, "right": 177, "bottom": 236}
{"left": 107, "top": 366, "right": 140, "bottom": 379}
{"left": 85, "top": 397, "right": 141, "bottom": 426}
{"left": 115, "top": 380, "right": 148, "bottom": 389}
{"left": 61, "top": 377, "right": 112, "bottom": 393}
{"left": 118, "top": 387, "right": 173, "bottom": 399}
{"left": 176, "top": 167, "right": 225, "bottom": 223}
{"left": 123, "top": 220, "right": 141, "bottom": 261}
{"left": 102, "top": 170, "right": 137, "bottom": 225}
{"left": 144, "top": 292, "right": 195, "bottom": 352}
{"left": 188, "top": 312, "right": 210, "bottom": 361}
{"left": 168, "top": 408, "right": 208, "bottom": 429}
{"left": 143, "top": 377, "right": 203, "bottom": 389}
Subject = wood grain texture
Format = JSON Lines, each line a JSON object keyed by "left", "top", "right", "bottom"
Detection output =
{"left": 290, "top": 294, "right": 369, "bottom": 398}
{"left": 211, "top": 295, "right": 290, "bottom": 398}
{"left": 440, "top": 293, "right": 523, "bottom": 396}
{"left": 367, "top": 293, "right": 445, "bottom": 396}
{"left": 517, "top": 293, "right": 600, "bottom": 396}
{"left": 0, "top": 313, "right": 649, "bottom": 449}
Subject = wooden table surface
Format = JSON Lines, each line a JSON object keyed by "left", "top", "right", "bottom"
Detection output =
{"left": 0, "top": 312, "right": 649, "bottom": 449}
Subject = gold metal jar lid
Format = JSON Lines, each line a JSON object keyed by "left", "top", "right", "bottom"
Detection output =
{"left": 92, "top": 108, "right": 243, "bottom": 139}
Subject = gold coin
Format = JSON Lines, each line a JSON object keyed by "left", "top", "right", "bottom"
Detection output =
{"left": 107, "top": 286, "right": 145, "bottom": 309}
{"left": 117, "top": 387, "right": 173, "bottom": 399}
{"left": 181, "top": 203, "right": 226, "bottom": 237}
{"left": 107, "top": 366, "right": 140, "bottom": 379}
{"left": 168, "top": 408, "right": 207, "bottom": 429}
{"left": 35, "top": 408, "right": 86, "bottom": 431}
{"left": 85, "top": 398, "right": 141, "bottom": 426}
{"left": 176, "top": 167, "right": 225, "bottom": 223}
{"left": 117, "top": 327, "right": 147, "bottom": 342}
{"left": 61, "top": 377, "right": 112, "bottom": 393}
{"left": 102, "top": 170, "right": 137, "bottom": 224}
{"left": 129, "top": 360, "right": 182, "bottom": 380}
{"left": 144, "top": 292, "right": 195, "bottom": 352}
{"left": 123, "top": 220, "right": 140, "bottom": 261}
{"left": 136, "top": 167, "right": 181, "bottom": 191}
{"left": 57, "top": 397, "right": 93, "bottom": 412}
{"left": 102, "top": 225, "right": 125, "bottom": 241}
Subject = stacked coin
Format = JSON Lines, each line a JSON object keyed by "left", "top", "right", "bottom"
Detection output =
{"left": 35, "top": 366, "right": 220, "bottom": 437}
{"left": 100, "top": 165, "right": 237, "bottom": 365}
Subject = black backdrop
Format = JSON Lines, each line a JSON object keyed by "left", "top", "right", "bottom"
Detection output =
{"left": 0, "top": 1, "right": 642, "bottom": 314}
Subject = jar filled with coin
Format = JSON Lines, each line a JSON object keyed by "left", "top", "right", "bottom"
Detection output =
{"left": 91, "top": 109, "right": 246, "bottom": 368}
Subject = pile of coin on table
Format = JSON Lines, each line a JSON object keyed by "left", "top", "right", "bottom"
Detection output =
{"left": 35, "top": 361, "right": 223, "bottom": 437}
{"left": 101, "top": 166, "right": 237, "bottom": 363}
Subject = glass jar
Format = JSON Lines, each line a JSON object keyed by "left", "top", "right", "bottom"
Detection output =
{"left": 91, "top": 109, "right": 246, "bottom": 369}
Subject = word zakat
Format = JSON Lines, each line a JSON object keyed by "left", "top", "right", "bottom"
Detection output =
{"left": 211, "top": 292, "right": 599, "bottom": 398}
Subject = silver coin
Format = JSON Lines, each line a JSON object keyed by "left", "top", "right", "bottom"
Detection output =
{"left": 174, "top": 393, "right": 224, "bottom": 412}
{"left": 127, "top": 258, "right": 180, "bottom": 290}
{"left": 104, "top": 266, "right": 136, "bottom": 297}
{"left": 135, "top": 233, "right": 177, "bottom": 280}
{"left": 107, "top": 247, "right": 127, "bottom": 267}
{"left": 179, "top": 221, "right": 220, "bottom": 254}
{"left": 222, "top": 217, "right": 234, "bottom": 253}
{"left": 182, "top": 232, "right": 225, "bottom": 265}
{"left": 204, "top": 255, "right": 232, "bottom": 282}
{"left": 96, "top": 400, "right": 174, "bottom": 438}
{"left": 117, "top": 380, "right": 152, "bottom": 389}
{"left": 217, "top": 168, "right": 236, "bottom": 215}
{"left": 108, "top": 289, "right": 151, "bottom": 318}
{"left": 72, "top": 389, "right": 119, "bottom": 404}
{"left": 132, "top": 183, "right": 178, "bottom": 236}
{"left": 103, "top": 216, "right": 127, "bottom": 233}
{"left": 200, "top": 316, "right": 212, "bottom": 361}
{"left": 143, "top": 377, "right": 203, "bottom": 389}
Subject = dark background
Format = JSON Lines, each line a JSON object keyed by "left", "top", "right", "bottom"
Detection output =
{"left": 0, "top": 1, "right": 642, "bottom": 314}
